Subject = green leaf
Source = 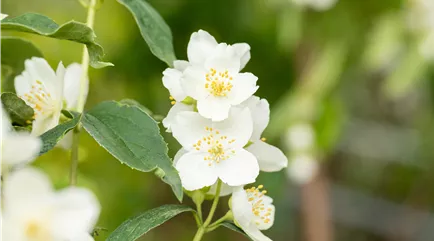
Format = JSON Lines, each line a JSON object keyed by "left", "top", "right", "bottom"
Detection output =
{"left": 220, "top": 222, "right": 252, "bottom": 240}
{"left": 39, "top": 110, "right": 81, "bottom": 155}
{"left": 1, "top": 13, "right": 112, "bottom": 68}
{"left": 107, "top": 205, "right": 194, "bottom": 241}
{"left": 119, "top": 98, "right": 152, "bottom": 115}
{"left": 1, "top": 92, "right": 34, "bottom": 126}
{"left": 117, "top": 0, "right": 176, "bottom": 66}
{"left": 81, "top": 101, "right": 183, "bottom": 201}
{"left": 1, "top": 37, "right": 44, "bottom": 92}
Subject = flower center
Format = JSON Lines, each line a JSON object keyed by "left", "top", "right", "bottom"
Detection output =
{"left": 192, "top": 126, "right": 237, "bottom": 166}
{"left": 204, "top": 68, "right": 233, "bottom": 97}
{"left": 246, "top": 185, "right": 272, "bottom": 225}
{"left": 21, "top": 80, "right": 56, "bottom": 119}
{"left": 25, "top": 220, "right": 52, "bottom": 241}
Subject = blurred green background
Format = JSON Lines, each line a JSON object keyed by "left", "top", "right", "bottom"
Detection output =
{"left": 3, "top": 0, "right": 434, "bottom": 240}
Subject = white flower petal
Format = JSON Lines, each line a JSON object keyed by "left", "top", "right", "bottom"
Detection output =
{"left": 23, "top": 57, "right": 58, "bottom": 98}
{"left": 1, "top": 13, "right": 8, "bottom": 20}
{"left": 197, "top": 97, "right": 232, "bottom": 121}
{"left": 4, "top": 167, "right": 53, "bottom": 213}
{"left": 2, "top": 133, "right": 41, "bottom": 166}
{"left": 56, "top": 61, "right": 66, "bottom": 101}
{"left": 216, "top": 149, "right": 259, "bottom": 186}
{"left": 162, "top": 68, "right": 187, "bottom": 101}
{"left": 187, "top": 30, "right": 218, "bottom": 64}
{"left": 246, "top": 141, "right": 288, "bottom": 172}
{"left": 171, "top": 111, "right": 212, "bottom": 150}
{"left": 63, "top": 63, "right": 87, "bottom": 110}
{"left": 213, "top": 108, "right": 253, "bottom": 149}
{"left": 181, "top": 65, "right": 209, "bottom": 100}
{"left": 232, "top": 43, "right": 251, "bottom": 70}
{"left": 228, "top": 73, "right": 259, "bottom": 105}
{"left": 206, "top": 182, "right": 235, "bottom": 197}
{"left": 176, "top": 151, "right": 218, "bottom": 190}
{"left": 243, "top": 226, "right": 273, "bottom": 241}
{"left": 14, "top": 71, "right": 32, "bottom": 97}
{"left": 173, "top": 147, "right": 187, "bottom": 166}
{"left": 31, "top": 114, "right": 60, "bottom": 136}
{"left": 1, "top": 104, "right": 12, "bottom": 133}
{"left": 239, "top": 96, "right": 269, "bottom": 140}
{"left": 70, "top": 233, "right": 95, "bottom": 241}
{"left": 204, "top": 43, "right": 240, "bottom": 73}
{"left": 162, "top": 102, "right": 194, "bottom": 132}
{"left": 287, "top": 154, "right": 319, "bottom": 185}
{"left": 173, "top": 60, "right": 190, "bottom": 71}
{"left": 52, "top": 187, "right": 100, "bottom": 238}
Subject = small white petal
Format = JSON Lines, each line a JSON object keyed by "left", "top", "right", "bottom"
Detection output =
{"left": 171, "top": 111, "right": 212, "bottom": 150}
{"left": 2, "top": 133, "right": 41, "bottom": 166}
{"left": 216, "top": 149, "right": 259, "bottom": 186}
{"left": 239, "top": 96, "right": 269, "bottom": 140}
{"left": 162, "top": 68, "right": 187, "bottom": 101}
{"left": 246, "top": 141, "right": 288, "bottom": 172}
{"left": 187, "top": 30, "right": 218, "bottom": 64}
{"left": 23, "top": 57, "right": 58, "bottom": 98}
{"left": 204, "top": 43, "right": 240, "bottom": 73}
{"left": 181, "top": 65, "right": 209, "bottom": 100}
{"left": 162, "top": 102, "right": 194, "bottom": 132}
{"left": 52, "top": 187, "right": 100, "bottom": 238}
{"left": 14, "top": 72, "right": 32, "bottom": 97}
{"left": 213, "top": 108, "right": 253, "bottom": 149}
{"left": 207, "top": 181, "right": 235, "bottom": 197}
{"left": 287, "top": 154, "right": 319, "bottom": 185}
{"left": 173, "top": 147, "right": 187, "bottom": 166}
{"left": 196, "top": 97, "right": 232, "bottom": 121}
{"left": 232, "top": 43, "right": 251, "bottom": 70}
{"left": 70, "top": 233, "right": 95, "bottom": 241}
{"left": 31, "top": 114, "right": 60, "bottom": 136}
{"left": 227, "top": 73, "right": 259, "bottom": 105}
{"left": 176, "top": 152, "right": 218, "bottom": 190}
{"left": 4, "top": 167, "right": 53, "bottom": 214}
{"left": 63, "top": 63, "right": 87, "bottom": 110}
{"left": 1, "top": 13, "right": 8, "bottom": 20}
{"left": 173, "top": 60, "right": 190, "bottom": 71}
{"left": 55, "top": 61, "right": 66, "bottom": 101}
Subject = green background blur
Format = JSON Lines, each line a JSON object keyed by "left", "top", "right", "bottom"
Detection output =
{"left": 3, "top": 0, "right": 434, "bottom": 240}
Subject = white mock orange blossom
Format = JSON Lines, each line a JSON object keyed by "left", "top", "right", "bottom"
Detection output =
{"left": 162, "top": 30, "right": 285, "bottom": 241}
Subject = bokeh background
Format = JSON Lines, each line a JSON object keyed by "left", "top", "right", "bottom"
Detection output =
{"left": 3, "top": 0, "right": 434, "bottom": 240}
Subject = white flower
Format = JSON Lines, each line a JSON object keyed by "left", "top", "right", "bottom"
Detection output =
{"left": 2, "top": 167, "right": 100, "bottom": 241}
{"left": 15, "top": 57, "right": 66, "bottom": 136}
{"left": 286, "top": 154, "right": 318, "bottom": 185}
{"left": 182, "top": 30, "right": 258, "bottom": 121}
{"left": 171, "top": 108, "right": 259, "bottom": 190}
{"left": 1, "top": 13, "right": 8, "bottom": 20}
{"left": 162, "top": 102, "right": 194, "bottom": 132}
{"left": 162, "top": 60, "right": 190, "bottom": 102}
{"left": 1, "top": 105, "right": 41, "bottom": 166}
{"left": 242, "top": 96, "right": 288, "bottom": 172}
{"left": 231, "top": 185, "right": 275, "bottom": 241}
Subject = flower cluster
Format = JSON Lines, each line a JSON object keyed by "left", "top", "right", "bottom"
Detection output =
{"left": 1, "top": 58, "right": 97, "bottom": 241}
{"left": 162, "top": 30, "right": 288, "bottom": 240}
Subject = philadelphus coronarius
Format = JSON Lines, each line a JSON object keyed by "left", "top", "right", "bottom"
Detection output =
{"left": 15, "top": 58, "right": 88, "bottom": 137}
{"left": 231, "top": 185, "right": 275, "bottom": 241}
{"left": 1, "top": 104, "right": 41, "bottom": 166}
{"left": 2, "top": 167, "right": 100, "bottom": 241}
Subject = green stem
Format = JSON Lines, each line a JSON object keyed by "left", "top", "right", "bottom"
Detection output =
{"left": 70, "top": 0, "right": 97, "bottom": 186}
{"left": 192, "top": 180, "right": 222, "bottom": 241}
{"left": 206, "top": 211, "right": 233, "bottom": 232}
{"left": 196, "top": 202, "right": 203, "bottom": 224}
{"left": 69, "top": 129, "right": 80, "bottom": 185}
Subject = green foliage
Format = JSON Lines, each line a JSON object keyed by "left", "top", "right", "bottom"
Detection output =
{"left": 1, "top": 13, "right": 112, "bottom": 68}
{"left": 119, "top": 98, "right": 152, "bottom": 115}
{"left": 39, "top": 110, "right": 81, "bottom": 155}
{"left": 117, "top": 0, "right": 176, "bottom": 66}
{"left": 0, "top": 36, "right": 42, "bottom": 90}
{"left": 107, "top": 205, "right": 195, "bottom": 241}
{"left": 220, "top": 222, "right": 252, "bottom": 240}
{"left": 81, "top": 101, "right": 183, "bottom": 201}
{"left": 1, "top": 92, "right": 34, "bottom": 126}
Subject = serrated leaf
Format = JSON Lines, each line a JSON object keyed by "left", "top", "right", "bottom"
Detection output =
{"left": 220, "top": 222, "right": 252, "bottom": 240}
{"left": 1, "top": 37, "right": 44, "bottom": 92}
{"left": 117, "top": 0, "right": 176, "bottom": 66}
{"left": 1, "top": 92, "right": 34, "bottom": 126}
{"left": 81, "top": 101, "right": 183, "bottom": 201}
{"left": 39, "top": 111, "right": 81, "bottom": 155}
{"left": 107, "top": 205, "right": 194, "bottom": 241}
{"left": 119, "top": 98, "right": 152, "bottom": 115}
{"left": 1, "top": 13, "right": 112, "bottom": 68}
